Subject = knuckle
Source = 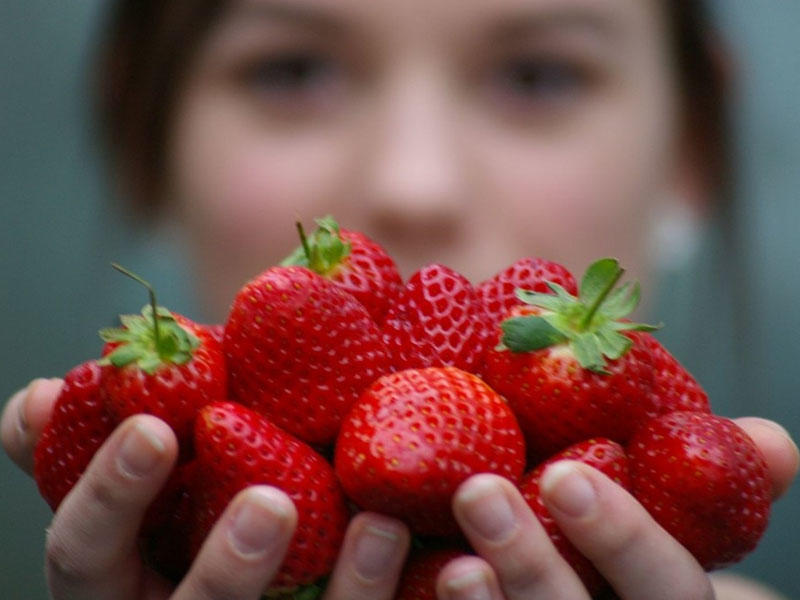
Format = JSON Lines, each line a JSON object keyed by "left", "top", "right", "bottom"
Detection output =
{"left": 494, "top": 546, "right": 553, "bottom": 594}
{"left": 189, "top": 566, "right": 246, "bottom": 600}
{"left": 598, "top": 516, "right": 647, "bottom": 562}
{"left": 84, "top": 469, "right": 128, "bottom": 514}
{"left": 45, "top": 526, "right": 98, "bottom": 585}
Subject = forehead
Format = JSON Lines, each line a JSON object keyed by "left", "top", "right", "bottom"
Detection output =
{"left": 228, "top": 0, "right": 666, "bottom": 42}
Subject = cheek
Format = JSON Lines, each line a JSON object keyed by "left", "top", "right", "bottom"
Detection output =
{"left": 474, "top": 99, "right": 675, "bottom": 278}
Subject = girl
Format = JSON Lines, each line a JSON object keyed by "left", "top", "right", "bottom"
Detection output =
{"left": 3, "top": 1, "right": 798, "bottom": 598}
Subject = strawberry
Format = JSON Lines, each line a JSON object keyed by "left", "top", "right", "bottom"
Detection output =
{"left": 189, "top": 401, "right": 349, "bottom": 592}
{"left": 628, "top": 411, "right": 771, "bottom": 570}
{"left": 639, "top": 332, "right": 710, "bottom": 414}
{"left": 482, "top": 258, "right": 697, "bottom": 460}
{"left": 334, "top": 367, "right": 526, "bottom": 536}
{"left": 281, "top": 216, "right": 403, "bottom": 325}
{"left": 33, "top": 360, "right": 115, "bottom": 510}
{"left": 224, "top": 265, "right": 392, "bottom": 446}
{"left": 202, "top": 323, "right": 225, "bottom": 346}
{"left": 519, "top": 438, "right": 629, "bottom": 596}
{"left": 477, "top": 257, "right": 578, "bottom": 330}
{"left": 381, "top": 264, "right": 491, "bottom": 373}
{"left": 396, "top": 547, "right": 468, "bottom": 600}
{"left": 140, "top": 461, "right": 199, "bottom": 582}
{"left": 99, "top": 266, "right": 227, "bottom": 449}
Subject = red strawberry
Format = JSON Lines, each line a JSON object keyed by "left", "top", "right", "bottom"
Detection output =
{"left": 33, "top": 360, "right": 115, "bottom": 510}
{"left": 628, "top": 411, "right": 771, "bottom": 570}
{"left": 482, "top": 258, "right": 700, "bottom": 460}
{"left": 189, "top": 401, "right": 349, "bottom": 592}
{"left": 519, "top": 438, "right": 629, "bottom": 596}
{"left": 335, "top": 367, "right": 526, "bottom": 536}
{"left": 141, "top": 461, "right": 199, "bottom": 582}
{"left": 477, "top": 257, "right": 577, "bottom": 330}
{"left": 202, "top": 323, "right": 225, "bottom": 346}
{"left": 396, "top": 547, "right": 468, "bottom": 600}
{"left": 99, "top": 268, "right": 227, "bottom": 450}
{"left": 281, "top": 216, "right": 403, "bottom": 324}
{"left": 381, "top": 264, "right": 491, "bottom": 373}
{"left": 639, "top": 332, "right": 710, "bottom": 414}
{"left": 224, "top": 265, "right": 392, "bottom": 446}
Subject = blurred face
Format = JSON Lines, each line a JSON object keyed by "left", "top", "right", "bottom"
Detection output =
{"left": 167, "top": 0, "right": 685, "bottom": 319}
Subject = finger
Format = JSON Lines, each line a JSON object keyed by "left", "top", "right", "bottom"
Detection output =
{"left": 452, "top": 474, "right": 591, "bottom": 600}
{"left": 1, "top": 378, "right": 62, "bottom": 474}
{"left": 322, "top": 512, "right": 410, "bottom": 600}
{"left": 436, "top": 555, "right": 504, "bottom": 600}
{"left": 172, "top": 486, "right": 297, "bottom": 600}
{"left": 733, "top": 417, "right": 799, "bottom": 499}
{"left": 45, "top": 415, "right": 177, "bottom": 600}
{"left": 540, "top": 460, "right": 714, "bottom": 600}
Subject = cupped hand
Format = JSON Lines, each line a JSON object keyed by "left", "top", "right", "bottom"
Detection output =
{"left": 2, "top": 380, "right": 412, "bottom": 600}
{"left": 438, "top": 418, "right": 798, "bottom": 600}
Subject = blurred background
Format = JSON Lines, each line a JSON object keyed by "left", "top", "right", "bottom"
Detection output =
{"left": 1, "top": 1, "right": 798, "bottom": 597}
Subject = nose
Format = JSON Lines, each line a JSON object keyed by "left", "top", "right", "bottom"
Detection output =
{"left": 359, "top": 67, "right": 467, "bottom": 242}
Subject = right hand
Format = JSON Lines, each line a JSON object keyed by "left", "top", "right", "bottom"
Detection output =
{"left": 2, "top": 379, "right": 412, "bottom": 600}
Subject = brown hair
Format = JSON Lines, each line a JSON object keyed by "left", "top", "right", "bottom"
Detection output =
{"left": 94, "top": 0, "right": 730, "bottom": 216}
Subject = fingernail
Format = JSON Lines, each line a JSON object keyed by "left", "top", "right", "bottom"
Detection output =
{"left": 757, "top": 419, "right": 796, "bottom": 445}
{"left": 444, "top": 570, "right": 492, "bottom": 600}
{"left": 228, "top": 487, "right": 292, "bottom": 557}
{"left": 116, "top": 421, "right": 166, "bottom": 478}
{"left": 353, "top": 523, "right": 401, "bottom": 581}
{"left": 458, "top": 477, "right": 517, "bottom": 542}
{"left": 15, "top": 389, "right": 33, "bottom": 434}
{"left": 17, "top": 379, "right": 49, "bottom": 433}
{"left": 540, "top": 461, "right": 597, "bottom": 518}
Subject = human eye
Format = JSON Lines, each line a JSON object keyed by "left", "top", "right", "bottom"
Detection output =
{"left": 237, "top": 49, "right": 346, "bottom": 106}
{"left": 490, "top": 54, "right": 593, "bottom": 106}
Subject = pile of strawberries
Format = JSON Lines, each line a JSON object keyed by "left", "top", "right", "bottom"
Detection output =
{"left": 33, "top": 217, "right": 772, "bottom": 599}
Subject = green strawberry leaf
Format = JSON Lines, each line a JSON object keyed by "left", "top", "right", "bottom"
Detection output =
{"left": 570, "top": 333, "right": 609, "bottom": 374}
{"left": 515, "top": 289, "right": 567, "bottom": 312}
{"left": 579, "top": 258, "right": 622, "bottom": 307}
{"left": 596, "top": 328, "right": 632, "bottom": 360}
{"left": 611, "top": 320, "right": 663, "bottom": 332}
{"left": 602, "top": 281, "right": 640, "bottom": 320}
{"left": 546, "top": 281, "right": 578, "bottom": 302}
{"left": 501, "top": 315, "right": 568, "bottom": 353}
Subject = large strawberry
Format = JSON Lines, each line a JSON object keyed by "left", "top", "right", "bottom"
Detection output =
{"left": 281, "top": 216, "right": 403, "bottom": 325}
{"left": 477, "top": 257, "right": 578, "bottom": 330}
{"left": 482, "top": 258, "right": 703, "bottom": 460}
{"left": 33, "top": 360, "right": 115, "bottom": 510}
{"left": 334, "top": 367, "right": 526, "bottom": 536}
{"left": 189, "top": 401, "right": 349, "bottom": 593}
{"left": 519, "top": 438, "right": 629, "bottom": 596}
{"left": 381, "top": 264, "right": 491, "bottom": 373}
{"left": 628, "top": 411, "right": 771, "bottom": 570}
{"left": 224, "top": 265, "right": 392, "bottom": 446}
{"left": 99, "top": 265, "right": 227, "bottom": 449}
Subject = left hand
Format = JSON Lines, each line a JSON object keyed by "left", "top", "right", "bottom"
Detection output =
{"left": 436, "top": 417, "right": 798, "bottom": 600}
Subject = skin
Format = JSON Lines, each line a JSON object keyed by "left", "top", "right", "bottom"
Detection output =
{"left": 2, "top": 0, "right": 799, "bottom": 598}
{"left": 167, "top": 0, "right": 689, "bottom": 319}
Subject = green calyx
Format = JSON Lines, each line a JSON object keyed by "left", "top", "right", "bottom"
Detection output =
{"left": 98, "top": 264, "right": 199, "bottom": 375}
{"left": 500, "top": 258, "right": 661, "bottom": 374}
{"left": 280, "top": 215, "right": 351, "bottom": 276}
{"left": 262, "top": 579, "right": 327, "bottom": 600}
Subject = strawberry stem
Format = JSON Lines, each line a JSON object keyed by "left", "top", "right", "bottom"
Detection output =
{"left": 579, "top": 266, "right": 624, "bottom": 331}
{"left": 295, "top": 221, "right": 313, "bottom": 264}
{"left": 111, "top": 263, "right": 162, "bottom": 354}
